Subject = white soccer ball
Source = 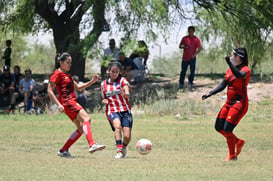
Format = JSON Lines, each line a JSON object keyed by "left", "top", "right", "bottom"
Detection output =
{"left": 136, "top": 138, "right": 152, "bottom": 155}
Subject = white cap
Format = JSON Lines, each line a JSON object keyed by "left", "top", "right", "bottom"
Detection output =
{"left": 43, "top": 79, "right": 49, "bottom": 84}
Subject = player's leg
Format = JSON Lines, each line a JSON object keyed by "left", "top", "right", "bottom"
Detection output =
{"left": 58, "top": 129, "right": 82, "bottom": 158}
{"left": 226, "top": 104, "right": 247, "bottom": 157}
{"left": 222, "top": 121, "right": 237, "bottom": 161}
{"left": 214, "top": 105, "right": 228, "bottom": 136}
{"left": 111, "top": 115, "right": 123, "bottom": 158}
{"left": 75, "top": 109, "right": 105, "bottom": 153}
{"left": 120, "top": 111, "right": 133, "bottom": 158}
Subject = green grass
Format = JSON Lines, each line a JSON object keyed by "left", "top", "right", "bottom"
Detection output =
{"left": 0, "top": 99, "right": 273, "bottom": 181}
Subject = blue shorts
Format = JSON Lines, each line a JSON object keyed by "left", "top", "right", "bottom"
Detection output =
{"left": 109, "top": 111, "right": 133, "bottom": 128}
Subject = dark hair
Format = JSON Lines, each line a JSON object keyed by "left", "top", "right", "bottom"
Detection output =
{"left": 233, "top": 48, "right": 248, "bottom": 66}
{"left": 25, "top": 68, "right": 32, "bottom": 74}
{"left": 57, "top": 52, "right": 71, "bottom": 68}
{"left": 58, "top": 52, "right": 71, "bottom": 62}
{"left": 14, "top": 65, "right": 21, "bottom": 73}
{"left": 6, "top": 40, "right": 12, "bottom": 45}
{"left": 108, "top": 61, "right": 121, "bottom": 71}
{"left": 188, "top": 26, "right": 195, "bottom": 32}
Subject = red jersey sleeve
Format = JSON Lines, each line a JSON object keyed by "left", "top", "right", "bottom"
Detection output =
{"left": 49, "top": 70, "right": 60, "bottom": 84}
{"left": 120, "top": 77, "right": 129, "bottom": 88}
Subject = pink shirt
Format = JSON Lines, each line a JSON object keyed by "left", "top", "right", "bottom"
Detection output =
{"left": 179, "top": 35, "right": 201, "bottom": 61}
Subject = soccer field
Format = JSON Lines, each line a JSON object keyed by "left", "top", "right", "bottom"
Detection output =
{"left": 0, "top": 101, "right": 273, "bottom": 181}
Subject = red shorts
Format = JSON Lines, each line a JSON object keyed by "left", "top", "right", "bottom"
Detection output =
{"left": 217, "top": 101, "right": 248, "bottom": 125}
{"left": 64, "top": 100, "right": 83, "bottom": 121}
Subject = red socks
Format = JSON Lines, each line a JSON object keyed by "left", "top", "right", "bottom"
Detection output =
{"left": 82, "top": 121, "right": 95, "bottom": 147}
{"left": 222, "top": 131, "right": 237, "bottom": 155}
{"left": 61, "top": 129, "right": 82, "bottom": 151}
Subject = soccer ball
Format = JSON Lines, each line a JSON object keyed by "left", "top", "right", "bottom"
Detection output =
{"left": 136, "top": 138, "right": 152, "bottom": 155}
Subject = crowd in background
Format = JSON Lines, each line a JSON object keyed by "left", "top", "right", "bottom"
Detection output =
{"left": 0, "top": 38, "right": 149, "bottom": 115}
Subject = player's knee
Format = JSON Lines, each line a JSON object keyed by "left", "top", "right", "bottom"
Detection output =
{"left": 215, "top": 123, "right": 223, "bottom": 132}
{"left": 215, "top": 118, "right": 225, "bottom": 132}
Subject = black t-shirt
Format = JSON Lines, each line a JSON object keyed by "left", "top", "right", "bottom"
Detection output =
{"left": 118, "top": 58, "right": 138, "bottom": 70}
{"left": 0, "top": 73, "right": 15, "bottom": 89}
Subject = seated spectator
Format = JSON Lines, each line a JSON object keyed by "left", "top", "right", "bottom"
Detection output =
{"left": 0, "top": 65, "right": 15, "bottom": 110}
{"left": 19, "top": 69, "right": 36, "bottom": 113}
{"left": 118, "top": 52, "right": 138, "bottom": 82}
{"left": 129, "top": 40, "right": 149, "bottom": 66}
{"left": 72, "top": 75, "right": 87, "bottom": 108}
{"left": 9, "top": 65, "right": 24, "bottom": 112}
{"left": 33, "top": 79, "right": 50, "bottom": 114}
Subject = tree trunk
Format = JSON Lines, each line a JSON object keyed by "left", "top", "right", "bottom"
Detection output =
{"left": 52, "top": 23, "right": 85, "bottom": 80}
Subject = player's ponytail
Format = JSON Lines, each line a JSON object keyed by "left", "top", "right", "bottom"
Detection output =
{"left": 56, "top": 52, "right": 71, "bottom": 68}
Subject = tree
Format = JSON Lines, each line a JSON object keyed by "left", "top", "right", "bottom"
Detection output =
{"left": 0, "top": 0, "right": 181, "bottom": 80}
{"left": 195, "top": 0, "right": 273, "bottom": 72}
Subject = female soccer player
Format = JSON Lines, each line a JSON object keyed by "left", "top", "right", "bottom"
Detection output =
{"left": 48, "top": 52, "right": 105, "bottom": 158}
{"left": 100, "top": 61, "right": 133, "bottom": 159}
{"left": 202, "top": 48, "right": 250, "bottom": 161}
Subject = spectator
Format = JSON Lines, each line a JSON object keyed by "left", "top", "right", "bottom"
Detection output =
{"left": 2, "top": 40, "right": 12, "bottom": 67}
{"left": 178, "top": 26, "right": 201, "bottom": 90}
{"left": 0, "top": 65, "right": 15, "bottom": 110}
{"left": 72, "top": 75, "right": 87, "bottom": 108}
{"left": 118, "top": 52, "right": 138, "bottom": 83}
{"left": 101, "top": 39, "right": 120, "bottom": 78}
{"left": 129, "top": 40, "right": 149, "bottom": 66}
{"left": 9, "top": 65, "right": 24, "bottom": 113}
{"left": 33, "top": 79, "right": 50, "bottom": 114}
{"left": 19, "top": 69, "right": 36, "bottom": 113}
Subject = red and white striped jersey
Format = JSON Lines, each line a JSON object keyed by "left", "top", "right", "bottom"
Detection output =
{"left": 100, "top": 76, "right": 131, "bottom": 116}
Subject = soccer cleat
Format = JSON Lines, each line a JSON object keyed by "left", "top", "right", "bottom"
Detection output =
{"left": 58, "top": 150, "right": 74, "bottom": 158}
{"left": 236, "top": 139, "right": 245, "bottom": 156}
{"left": 89, "top": 143, "right": 105, "bottom": 153}
{"left": 8, "top": 109, "right": 15, "bottom": 114}
{"left": 115, "top": 152, "right": 123, "bottom": 159}
{"left": 224, "top": 154, "right": 237, "bottom": 161}
{"left": 122, "top": 148, "right": 127, "bottom": 158}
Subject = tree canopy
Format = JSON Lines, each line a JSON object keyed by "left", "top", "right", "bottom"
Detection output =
{"left": 1, "top": 0, "right": 273, "bottom": 77}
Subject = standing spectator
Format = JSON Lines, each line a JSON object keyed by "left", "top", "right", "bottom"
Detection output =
{"left": 72, "top": 75, "right": 87, "bottom": 108}
{"left": 101, "top": 39, "right": 120, "bottom": 78}
{"left": 2, "top": 40, "right": 12, "bottom": 67}
{"left": 19, "top": 69, "right": 36, "bottom": 113}
{"left": 48, "top": 52, "right": 105, "bottom": 158}
{"left": 101, "top": 61, "right": 133, "bottom": 159}
{"left": 202, "top": 48, "right": 250, "bottom": 161}
{"left": 178, "top": 26, "right": 201, "bottom": 90}
{"left": 0, "top": 65, "right": 15, "bottom": 109}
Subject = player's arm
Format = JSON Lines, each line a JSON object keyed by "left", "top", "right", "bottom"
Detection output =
{"left": 225, "top": 56, "right": 247, "bottom": 78}
{"left": 121, "top": 85, "right": 130, "bottom": 99}
{"left": 74, "top": 74, "right": 98, "bottom": 90}
{"left": 100, "top": 83, "right": 109, "bottom": 105}
{"left": 47, "top": 82, "right": 64, "bottom": 112}
{"left": 202, "top": 79, "right": 227, "bottom": 100}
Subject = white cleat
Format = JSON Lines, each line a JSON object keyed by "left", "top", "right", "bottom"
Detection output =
{"left": 89, "top": 143, "right": 106, "bottom": 153}
{"left": 115, "top": 152, "right": 123, "bottom": 159}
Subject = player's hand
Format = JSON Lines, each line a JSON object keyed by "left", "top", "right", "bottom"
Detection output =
{"left": 202, "top": 93, "right": 211, "bottom": 100}
{"left": 92, "top": 74, "right": 99, "bottom": 82}
{"left": 102, "top": 99, "right": 109, "bottom": 105}
{"left": 58, "top": 105, "right": 64, "bottom": 112}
